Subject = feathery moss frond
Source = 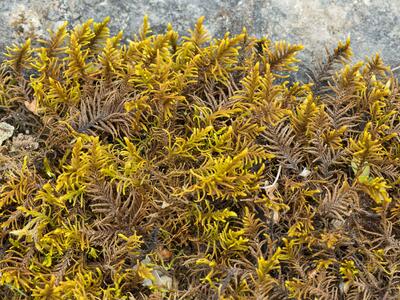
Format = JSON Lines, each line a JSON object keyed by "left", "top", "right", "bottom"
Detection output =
{"left": 0, "top": 17, "right": 398, "bottom": 300}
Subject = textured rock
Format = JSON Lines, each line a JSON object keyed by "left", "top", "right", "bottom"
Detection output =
{"left": 0, "top": 122, "right": 14, "bottom": 145}
{"left": 0, "top": 0, "right": 399, "bottom": 75}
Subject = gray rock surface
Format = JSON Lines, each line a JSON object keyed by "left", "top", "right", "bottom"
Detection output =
{"left": 0, "top": 122, "right": 14, "bottom": 145}
{"left": 0, "top": 0, "right": 399, "bottom": 75}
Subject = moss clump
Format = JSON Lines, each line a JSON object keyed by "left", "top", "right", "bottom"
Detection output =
{"left": 0, "top": 16, "right": 399, "bottom": 299}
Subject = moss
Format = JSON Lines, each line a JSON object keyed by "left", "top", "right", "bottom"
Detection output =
{"left": 0, "top": 16, "right": 399, "bottom": 299}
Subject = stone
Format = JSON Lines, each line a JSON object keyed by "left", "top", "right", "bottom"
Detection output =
{"left": 0, "top": 0, "right": 399, "bottom": 78}
{"left": 0, "top": 122, "right": 14, "bottom": 145}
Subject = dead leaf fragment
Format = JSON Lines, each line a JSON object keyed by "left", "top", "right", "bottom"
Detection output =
{"left": 24, "top": 99, "right": 38, "bottom": 115}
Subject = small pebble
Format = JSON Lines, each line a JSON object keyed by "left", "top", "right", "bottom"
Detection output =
{"left": 0, "top": 122, "right": 14, "bottom": 146}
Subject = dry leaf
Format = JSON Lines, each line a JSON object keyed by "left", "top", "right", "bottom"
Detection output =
{"left": 24, "top": 99, "right": 38, "bottom": 115}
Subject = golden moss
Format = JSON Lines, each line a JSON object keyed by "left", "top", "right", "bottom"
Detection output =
{"left": 0, "top": 17, "right": 399, "bottom": 299}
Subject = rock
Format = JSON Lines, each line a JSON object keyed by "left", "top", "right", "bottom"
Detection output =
{"left": 10, "top": 133, "right": 39, "bottom": 153}
{"left": 0, "top": 122, "right": 14, "bottom": 145}
{"left": 0, "top": 0, "right": 399, "bottom": 77}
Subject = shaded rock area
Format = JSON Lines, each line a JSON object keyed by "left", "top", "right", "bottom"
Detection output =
{"left": 0, "top": 0, "right": 399, "bottom": 77}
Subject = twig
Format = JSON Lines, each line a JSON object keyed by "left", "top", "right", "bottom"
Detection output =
{"left": 392, "top": 65, "right": 400, "bottom": 72}
{"left": 262, "top": 165, "right": 282, "bottom": 191}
